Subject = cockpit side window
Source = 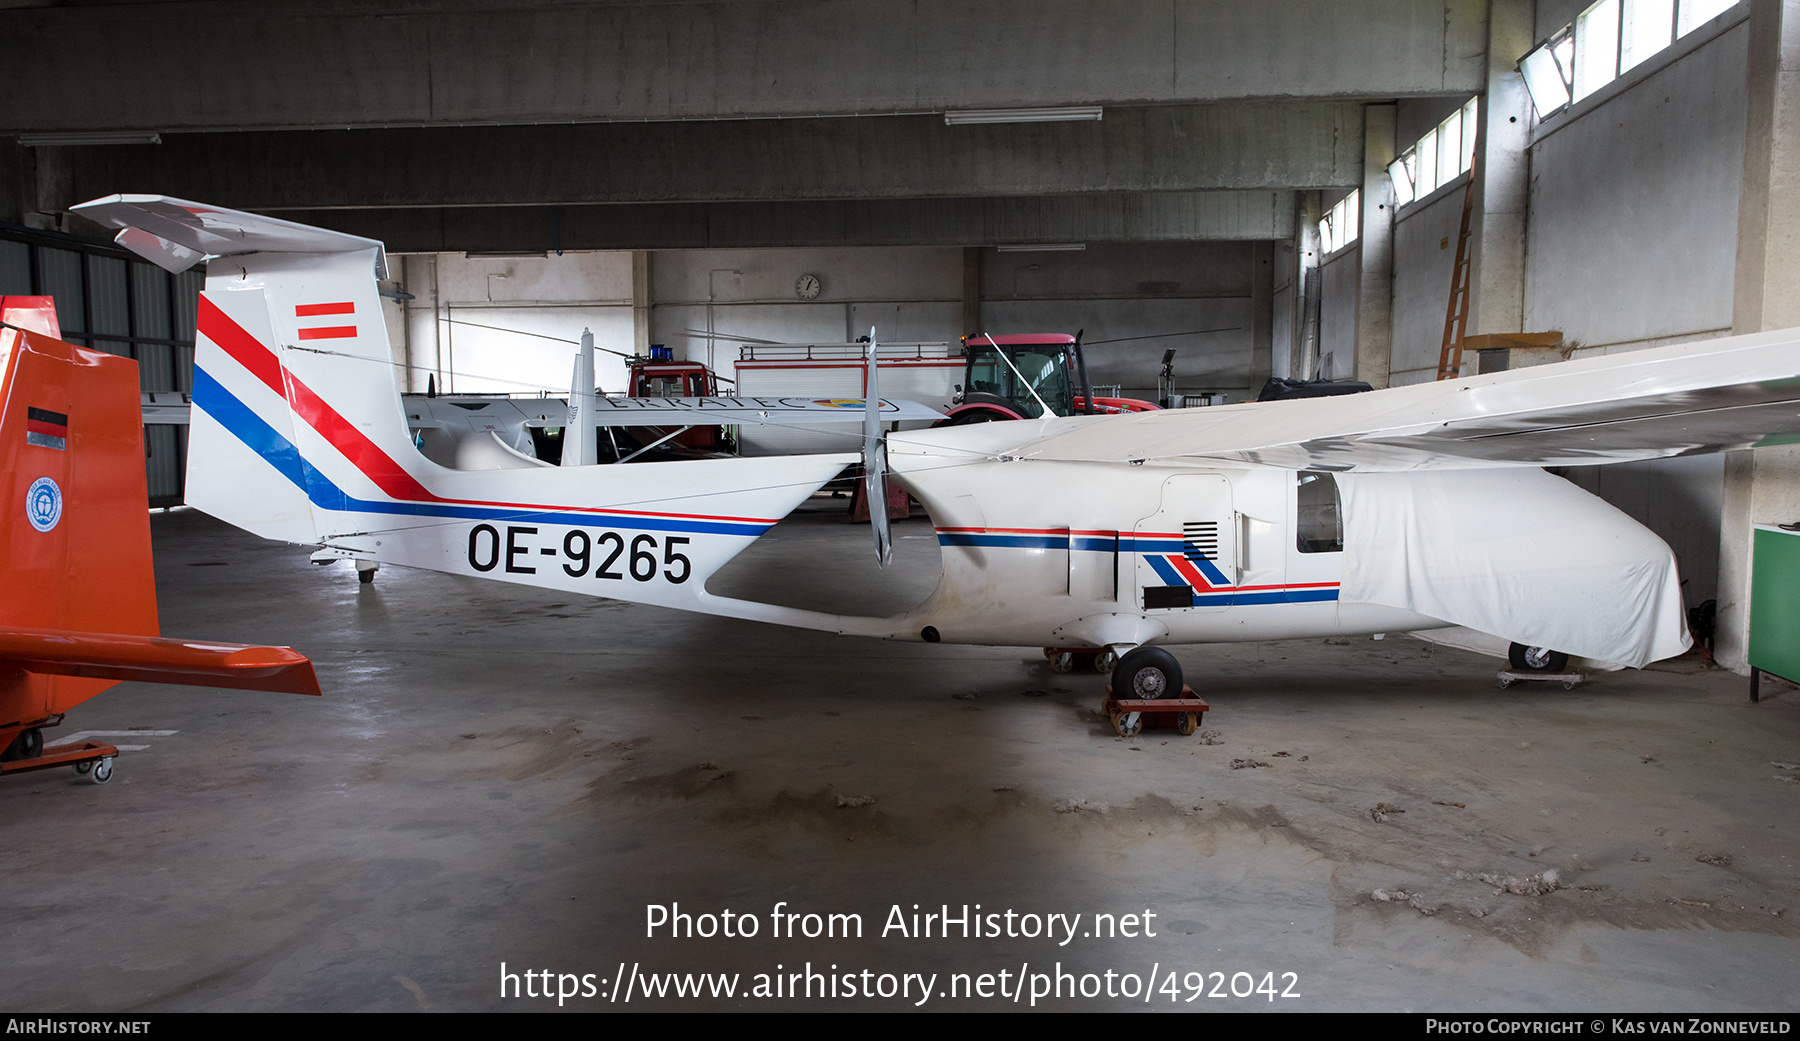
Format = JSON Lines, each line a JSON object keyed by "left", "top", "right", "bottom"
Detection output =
{"left": 1296, "top": 472, "right": 1343, "bottom": 553}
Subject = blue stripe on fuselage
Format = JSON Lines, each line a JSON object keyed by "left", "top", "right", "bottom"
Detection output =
{"left": 193, "top": 367, "right": 773, "bottom": 537}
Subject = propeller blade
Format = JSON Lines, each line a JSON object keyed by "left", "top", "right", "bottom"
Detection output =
{"left": 863, "top": 327, "right": 892, "bottom": 567}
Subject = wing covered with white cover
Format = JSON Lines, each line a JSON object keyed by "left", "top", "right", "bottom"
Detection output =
{"left": 949, "top": 328, "right": 1800, "bottom": 473}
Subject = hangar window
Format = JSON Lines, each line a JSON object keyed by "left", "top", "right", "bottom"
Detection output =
{"left": 1296, "top": 472, "right": 1343, "bottom": 554}
{"left": 1318, "top": 190, "right": 1360, "bottom": 255}
{"left": 1386, "top": 99, "right": 1478, "bottom": 209}
{"left": 1519, "top": 0, "right": 1742, "bottom": 120}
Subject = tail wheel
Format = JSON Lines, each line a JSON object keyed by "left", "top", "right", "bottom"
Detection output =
{"left": 1509, "top": 643, "right": 1569, "bottom": 673}
{"left": 1113, "top": 647, "right": 1182, "bottom": 701}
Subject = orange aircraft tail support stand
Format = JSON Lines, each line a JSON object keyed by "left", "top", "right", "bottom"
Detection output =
{"left": 0, "top": 307, "right": 320, "bottom": 785}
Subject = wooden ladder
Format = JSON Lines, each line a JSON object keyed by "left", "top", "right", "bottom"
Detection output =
{"left": 1436, "top": 172, "right": 1477, "bottom": 380}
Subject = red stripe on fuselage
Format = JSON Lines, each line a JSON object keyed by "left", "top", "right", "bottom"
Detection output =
{"left": 1166, "top": 555, "right": 1217, "bottom": 590}
{"left": 296, "top": 302, "right": 354, "bottom": 316}
{"left": 196, "top": 296, "right": 781, "bottom": 524}
{"left": 297, "top": 326, "right": 357, "bottom": 340}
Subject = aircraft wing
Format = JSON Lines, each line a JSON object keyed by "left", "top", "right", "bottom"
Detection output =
{"left": 962, "top": 327, "right": 1800, "bottom": 472}
{"left": 0, "top": 628, "right": 322, "bottom": 696}
{"left": 73, "top": 194, "right": 387, "bottom": 276}
{"left": 519, "top": 396, "right": 945, "bottom": 428}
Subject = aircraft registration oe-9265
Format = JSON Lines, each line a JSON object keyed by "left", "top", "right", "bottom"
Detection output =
{"left": 73, "top": 195, "right": 1800, "bottom": 710}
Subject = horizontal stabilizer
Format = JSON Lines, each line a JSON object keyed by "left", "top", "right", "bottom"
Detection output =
{"left": 0, "top": 627, "right": 322, "bottom": 696}
{"left": 72, "top": 195, "right": 387, "bottom": 277}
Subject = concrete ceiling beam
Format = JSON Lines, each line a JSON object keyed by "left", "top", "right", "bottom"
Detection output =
{"left": 39, "top": 104, "right": 1361, "bottom": 212}
{"left": 258, "top": 192, "right": 1297, "bottom": 253}
{"left": 0, "top": 1, "right": 1487, "bottom": 133}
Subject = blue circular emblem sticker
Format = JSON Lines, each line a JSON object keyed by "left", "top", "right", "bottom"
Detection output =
{"left": 26, "top": 476, "right": 62, "bottom": 533}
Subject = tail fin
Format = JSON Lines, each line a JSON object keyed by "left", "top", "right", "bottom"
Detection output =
{"left": 0, "top": 323, "right": 319, "bottom": 752}
{"left": 74, "top": 195, "right": 401, "bottom": 546}
{"left": 75, "top": 196, "right": 861, "bottom": 628}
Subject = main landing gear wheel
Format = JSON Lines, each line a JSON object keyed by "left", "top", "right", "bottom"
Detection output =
{"left": 1107, "top": 647, "right": 1183, "bottom": 739}
{"left": 1113, "top": 647, "right": 1182, "bottom": 701}
{"left": 1508, "top": 643, "right": 1569, "bottom": 673}
{"left": 89, "top": 757, "right": 113, "bottom": 784}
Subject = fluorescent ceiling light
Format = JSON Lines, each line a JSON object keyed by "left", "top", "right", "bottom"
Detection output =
{"left": 18, "top": 131, "right": 162, "bottom": 146}
{"left": 995, "top": 243, "right": 1087, "bottom": 252}
{"left": 945, "top": 106, "right": 1103, "bottom": 125}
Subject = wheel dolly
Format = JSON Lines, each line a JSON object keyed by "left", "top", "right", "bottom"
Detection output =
{"left": 1102, "top": 684, "right": 1209, "bottom": 738}
{"left": 1496, "top": 670, "right": 1583, "bottom": 691}
{"left": 0, "top": 739, "right": 118, "bottom": 784}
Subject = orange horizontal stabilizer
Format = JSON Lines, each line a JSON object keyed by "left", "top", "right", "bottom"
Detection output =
{"left": 0, "top": 627, "right": 321, "bottom": 696}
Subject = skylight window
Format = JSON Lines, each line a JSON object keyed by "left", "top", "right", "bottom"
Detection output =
{"left": 1573, "top": 0, "right": 1621, "bottom": 102}
{"left": 1519, "top": 0, "right": 1740, "bottom": 119}
{"left": 1620, "top": 0, "right": 1674, "bottom": 72}
{"left": 1386, "top": 99, "right": 1479, "bottom": 209}
{"left": 1318, "top": 190, "right": 1361, "bottom": 255}
{"left": 1678, "top": 0, "right": 1737, "bottom": 35}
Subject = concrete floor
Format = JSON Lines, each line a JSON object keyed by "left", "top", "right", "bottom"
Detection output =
{"left": 3, "top": 501, "right": 1797, "bottom": 1012}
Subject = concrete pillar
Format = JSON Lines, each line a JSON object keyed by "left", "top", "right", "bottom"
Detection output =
{"left": 1249, "top": 241, "right": 1274, "bottom": 392}
{"left": 962, "top": 246, "right": 982, "bottom": 337}
{"left": 1356, "top": 104, "right": 1396, "bottom": 389}
{"left": 1470, "top": 0, "right": 1532, "bottom": 340}
{"left": 632, "top": 250, "right": 653, "bottom": 356}
{"left": 1295, "top": 191, "right": 1323, "bottom": 379}
{"left": 1718, "top": 0, "right": 1800, "bottom": 673}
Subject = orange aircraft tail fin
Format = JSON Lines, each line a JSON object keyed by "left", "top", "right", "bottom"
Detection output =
{"left": 0, "top": 321, "right": 319, "bottom": 760}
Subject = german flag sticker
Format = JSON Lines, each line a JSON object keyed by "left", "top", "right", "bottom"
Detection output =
{"left": 25, "top": 407, "right": 67, "bottom": 451}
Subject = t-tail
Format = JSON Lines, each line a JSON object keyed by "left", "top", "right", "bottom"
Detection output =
{"left": 73, "top": 196, "right": 893, "bottom": 632}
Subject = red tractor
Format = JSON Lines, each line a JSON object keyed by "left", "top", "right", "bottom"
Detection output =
{"left": 942, "top": 333, "right": 1160, "bottom": 424}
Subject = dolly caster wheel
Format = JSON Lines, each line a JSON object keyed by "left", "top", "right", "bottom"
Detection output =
{"left": 90, "top": 758, "right": 113, "bottom": 784}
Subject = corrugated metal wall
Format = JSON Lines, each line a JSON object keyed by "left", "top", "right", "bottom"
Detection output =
{"left": 0, "top": 228, "right": 200, "bottom": 507}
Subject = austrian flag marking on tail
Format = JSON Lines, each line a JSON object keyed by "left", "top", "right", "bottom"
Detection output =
{"left": 25, "top": 407, "right": 67, "bottom": 450}
{"left": 295, "top": 302, "right": 356, "bottom": 340}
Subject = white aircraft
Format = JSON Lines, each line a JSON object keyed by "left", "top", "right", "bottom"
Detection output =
{"left": 74, "top": 196, "right": 1800, "bottom": 712}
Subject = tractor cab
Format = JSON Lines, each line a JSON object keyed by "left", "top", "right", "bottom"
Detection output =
{"left": 948, "top": 333, "right": 1158, "bottom": 423}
